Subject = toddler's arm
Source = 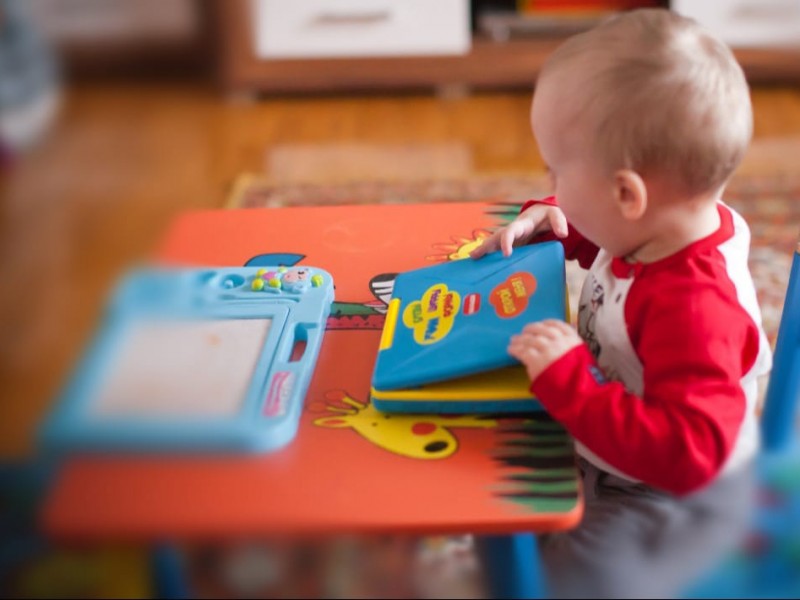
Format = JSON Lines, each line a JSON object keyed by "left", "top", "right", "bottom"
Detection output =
{"left": 526, "top": 279, "right": 763, "bottom": 496}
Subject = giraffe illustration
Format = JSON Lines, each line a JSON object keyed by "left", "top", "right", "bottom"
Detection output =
{"left": 312, "top": 390, "right": 497, "bottom": 459}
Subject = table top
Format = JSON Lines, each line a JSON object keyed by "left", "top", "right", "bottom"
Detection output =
{"left": 42, "top": 202, "right": 582, "bottom": 541}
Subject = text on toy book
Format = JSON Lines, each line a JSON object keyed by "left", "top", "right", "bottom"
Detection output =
{"left": 489, "top": 272, "right": 537, "bottom": 318}
{"left": 402, "top": 283, "right": 461, "bottom": 345}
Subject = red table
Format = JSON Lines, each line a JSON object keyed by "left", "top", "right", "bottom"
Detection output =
{"left": 42, "top": 202, "right": 583, "bottom": 597}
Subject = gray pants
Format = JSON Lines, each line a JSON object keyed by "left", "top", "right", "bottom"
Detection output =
{"left": 538, "top": 458, "right": 755, "bottom": 599}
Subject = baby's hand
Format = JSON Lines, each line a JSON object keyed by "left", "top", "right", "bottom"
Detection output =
{"left": 508, "top": 320, "right": 583, "bottom": 382}
{"left": 470, "top": 203, "right": 568, "bottom": 259}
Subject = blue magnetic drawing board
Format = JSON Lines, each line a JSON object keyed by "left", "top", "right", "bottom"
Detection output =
{"left": 371, "top": 242, "right": 565, "bottom": 413}
{"left": 40, "top": 266, "right": 333, "bottom": 455}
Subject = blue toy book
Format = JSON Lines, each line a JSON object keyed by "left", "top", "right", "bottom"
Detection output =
{"left": 40, "top": 265, "right": 333, "bottom": 455}
{"left": 371, "top": 242, "right": 566, "bottom": 413}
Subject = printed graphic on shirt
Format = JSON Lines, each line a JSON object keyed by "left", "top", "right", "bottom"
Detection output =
{"left": 578, "top": 275, "right": 605, "bottom": 358}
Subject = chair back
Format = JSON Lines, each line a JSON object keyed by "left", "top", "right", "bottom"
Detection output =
{"left": 761, "top": 241, "right": 800, "bottom": 451}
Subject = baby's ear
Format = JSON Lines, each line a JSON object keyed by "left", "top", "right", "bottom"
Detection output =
{"left": 613, "top": 169, "right": 647, "bottom": 221}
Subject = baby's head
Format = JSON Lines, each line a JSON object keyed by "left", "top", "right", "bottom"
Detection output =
{"left": 532, "top": 9, "right": 751, "bottom": 253}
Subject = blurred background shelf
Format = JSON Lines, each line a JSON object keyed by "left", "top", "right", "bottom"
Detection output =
{"left": 212, "top": 0, "right": 800, "bottom": 94}
{"left": 23, "top": 0, "right": 800, "bottom": 93}
{"left": 215, "top": 32, "right": 800, "bottom": 95}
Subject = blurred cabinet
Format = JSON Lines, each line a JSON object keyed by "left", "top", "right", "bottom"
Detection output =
{"left": 672, "top": 0, "right": 800, "bottom": 48}
{"left": 26, "top": 0, "right": 211, "bottom": 77}
{"left": 672, "top": 0, "right": 800, "bottom": 83}
{"left": 216, "top": 0, "right": 556, "bottom": 93}
{"left": 251, "top": 0, "right": 470, "bottom": 59}
{"left": 214, "top": 0, "right": 800, "bottom": 94}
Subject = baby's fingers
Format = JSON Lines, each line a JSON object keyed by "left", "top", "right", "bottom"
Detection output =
{"left": 469, "top": 232, "right": 500, "bottom": 259}
{"left": 548, "top": 319, "right": 578, "bottom": 336}
{"left": 521, "top": 321, "right": 559, "bottom": 340}
{"left": 510, "top": 331, "right": 548, "bottom": 352}
{"left": 499, "top": 224, "right": 520, "bottom": 257}
{"left": 508, "top": 339, "right": 539, "bottom": 360}
{"left": 523, "top": 319, "right": 574, "bottom": 338}
{"left": 500, "top": 220, "right": 533, "bottom": 257}
{"left": 547, "top": 209, "right": 569, "bottom": 238}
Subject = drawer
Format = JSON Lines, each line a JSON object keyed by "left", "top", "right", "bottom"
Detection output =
{"left": 672, "top": 0, "right": 800, "bottom": 47}
{"left": 251, "top": 0, "right": 471, "bottom": 59}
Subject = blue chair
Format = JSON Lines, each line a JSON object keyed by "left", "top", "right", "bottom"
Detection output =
{"left": 686, "top": 240, "right": 800, "bottom": 599}
{"left": 478, "top": 241, "right": 800, "bottom": 600}
{"left": 761, "top": 241, "right": 800, "bottom": 452}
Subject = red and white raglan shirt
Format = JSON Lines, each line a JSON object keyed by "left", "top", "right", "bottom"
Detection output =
{"left": 522, "top": 197, "right": 772, "bottom": 496}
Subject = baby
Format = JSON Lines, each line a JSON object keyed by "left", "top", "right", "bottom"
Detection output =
{"left": 471, "top": 9, "right": 772, "bottom": 598}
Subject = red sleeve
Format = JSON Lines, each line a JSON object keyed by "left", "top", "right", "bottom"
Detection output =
{"left": 530, "top": 275, "right": 760, "bottom": 496}
{"left": 520, "top": 197, "right": 599, "bottom": 269}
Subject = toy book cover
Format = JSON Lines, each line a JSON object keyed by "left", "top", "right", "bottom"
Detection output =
{"left": 371, "top": 241, "right": 566, "bottom": 393}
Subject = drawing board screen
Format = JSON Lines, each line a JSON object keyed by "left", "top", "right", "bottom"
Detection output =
{"left": 87, "top": 318, "right": 273, "bottom": 419}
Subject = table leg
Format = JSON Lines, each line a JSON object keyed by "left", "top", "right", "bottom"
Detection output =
{"left": 151, "top": 543, "right": 189, "bottom": 599}
{"left": 476, "top": 533, "right": 544, "bottom": 599}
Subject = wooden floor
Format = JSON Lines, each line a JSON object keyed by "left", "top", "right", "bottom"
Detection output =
{"left": 2, "top": 82, "right": 800, "bottom": 459}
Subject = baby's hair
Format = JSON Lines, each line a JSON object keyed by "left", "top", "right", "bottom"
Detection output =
{"left": 539, "top": 9, "right": 752, "bottom": 196}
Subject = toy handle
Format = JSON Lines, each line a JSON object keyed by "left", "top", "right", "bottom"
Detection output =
{"left": 257, "top": 322, "right": 324, "bottom": 426}
{"left": 270, "top": 321, "right": 326, "bottom": 388}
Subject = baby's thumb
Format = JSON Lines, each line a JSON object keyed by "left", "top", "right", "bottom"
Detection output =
{"left": 501, "top": 225, "right": 521, "bottom": 257}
